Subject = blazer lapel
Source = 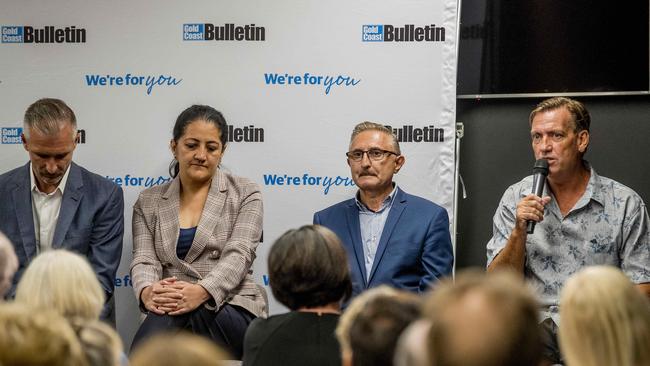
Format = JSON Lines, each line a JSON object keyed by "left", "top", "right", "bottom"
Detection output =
{"left": 52, "top": 163, "right": 83, "bottom": 248}
{"left": 184, "top": 170, "right": 226, "bottom": 264}
{"left": 368, "top": 188, "right": 407, "bottom": 284}
{"left": 158, "top": 178, "right": 182, "bottom": 266}
{"left": 345, "top": 199, "right": 368, "bottom": 286}
{"left": 13, "top": 163, "right": 37, "bottom": 260}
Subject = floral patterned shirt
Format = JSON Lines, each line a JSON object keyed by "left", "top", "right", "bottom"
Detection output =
{"left": 487, "top": 164, "right": 650, "bottom": 325}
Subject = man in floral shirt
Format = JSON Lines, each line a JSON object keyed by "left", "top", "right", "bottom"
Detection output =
{"left": 486, "top": 97, "right": 650, "bottom": 364}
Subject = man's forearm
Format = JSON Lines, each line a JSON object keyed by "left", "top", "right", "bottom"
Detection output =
{"left": 488, "top": 228, "right": 527, "bottom": 274}
{"left": 637, "top": 283, "right": 650, "bottom": 298}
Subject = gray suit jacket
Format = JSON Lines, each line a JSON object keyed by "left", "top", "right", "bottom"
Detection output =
{"left": 0, "top": 162, "right": 124, "bottom": 301}
{"left": 130, "top": 169, "right": 267, "bottom": 317}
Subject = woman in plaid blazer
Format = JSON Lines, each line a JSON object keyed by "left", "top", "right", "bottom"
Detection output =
{"left": 130, "top": 105, "right": 266, "bottom": 359}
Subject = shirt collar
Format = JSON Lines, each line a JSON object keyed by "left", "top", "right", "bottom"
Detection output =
{"left": 583, "top": 161, "right": 605, "bottom": 206}
{"left": 355, "top": 184, "right": 398, "bottom": 213}
{"left": 30, "top": 161, "right": 71, "bottom": 195}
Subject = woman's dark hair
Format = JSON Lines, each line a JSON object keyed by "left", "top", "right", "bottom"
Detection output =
{"left": 268, "top": 225, "right": 352, "bottom": 310}
{"left": 168, "top": 105, "right": 228, "bottom": 178}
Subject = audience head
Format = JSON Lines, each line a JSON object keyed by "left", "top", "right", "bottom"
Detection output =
{"left": 70, "top": 317, "right": 124, "bottom": 366}
{"left": 0, "top": 302, "right": 87, "bottom": 366}
{"left": 425, "top": 269, "right": 542, "bottom": 366}
{"left": 393, "top": 319, "right": 432, "bottom": 366}
{"left": 15, "top": 249, "right": 105, "bottom": 320}
{"left": 559, "top": 266, "right": 650, "bottom": 366}
{"left": 169, "top": 105, "right": 228, "bottom": 178}
{"left": 130, "top": 332, "right": 227, "bottom": 366}
{"left": 0, "top": 231, "right": 18, "bottom": 298}
{"left": 22, "top": 98, "right": 78, "bottom": 194}
{"left": 268, "top": 224, "right": 352, "bottom": 310}
{"left": 336, "top": 286, "right": 422, "bottom": 366}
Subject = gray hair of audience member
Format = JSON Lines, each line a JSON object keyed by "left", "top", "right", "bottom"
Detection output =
{"left": 393, "top": 319, "right": 432, "bottom": 366}
{"left": 336, "top": 285, "right": 422, "bottom": 366}
{"left": 69, "top": 317, "right": 124, "bottom": 366}
{"left": 15, "top": 249, "right": 105, "bottom": 321}
{"left": 424, "top": 269, "right": 542, "bottom": 366}
{"left": 130, "top": 332, "right": 228, "bottom": 366}
{"left": 23, "top": 97, "right": 78, "bottom": 140}
{"left": 0, "top": 231, "right": 18, "bottom": 298}
{"left": 0, "top": 302, "right": 88, "bottom": 366}
{"left": 268, "top": 224, "right": 352, "bottom": 310}
{"left": 349, "top": 121, "right": 401, "bottom": 154}
{"left": 559, "top": 266, "right": 650, "bottom": 366}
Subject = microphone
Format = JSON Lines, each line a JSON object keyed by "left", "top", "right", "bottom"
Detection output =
{"left": 527, "top": 159, "right": 549, "bottom": 234}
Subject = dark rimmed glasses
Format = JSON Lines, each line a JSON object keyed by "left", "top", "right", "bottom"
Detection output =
{"left": 346, "top": 148, "right": 399, "bottom": 162}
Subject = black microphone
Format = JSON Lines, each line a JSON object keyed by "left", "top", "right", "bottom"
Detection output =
{"left": 527, "top": 159, "right": 549, "bottom": 234}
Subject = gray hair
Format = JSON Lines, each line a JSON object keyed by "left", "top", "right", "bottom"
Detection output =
{"left": 350, "top": 121, "right": 401, "bottom": 154}
{"left": 15, "top": 249, "right": 104, "bottom": 321}
{"left": 23, "top": 98, "right": 77, "bottom": 141}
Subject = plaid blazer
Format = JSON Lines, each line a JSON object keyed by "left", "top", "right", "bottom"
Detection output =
{"left": 130, "top": 169, "right": 266, "bottom": 317}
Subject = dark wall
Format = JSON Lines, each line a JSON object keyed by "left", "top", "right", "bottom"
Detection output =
{"left": 455, "top": 95, "right": 650, "bottom": 269}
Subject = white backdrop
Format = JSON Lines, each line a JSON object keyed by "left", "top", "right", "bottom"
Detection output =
{"left": 0, "top": 0, "right": 458, "bottom": 347}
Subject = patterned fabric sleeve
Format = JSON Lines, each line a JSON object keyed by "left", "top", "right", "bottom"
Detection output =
{"left": 620, "top": 195, "right": 650, "bottom": 284}
{"left": 130, "top": 193, "right": 163, "bottom": 305}
{"left": 486, "top": 185, "right": 519, "bottom": 267}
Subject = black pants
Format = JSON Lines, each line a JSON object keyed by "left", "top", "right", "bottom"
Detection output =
{"left": 130, "top": 303, "right": 255, "bottom": 359}
{"left": 540, "top": 317, "right": 563, "bottom": 365}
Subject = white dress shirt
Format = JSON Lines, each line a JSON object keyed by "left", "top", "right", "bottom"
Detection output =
{"left": 30, "top": 162, "right": 71, "bottom": 253}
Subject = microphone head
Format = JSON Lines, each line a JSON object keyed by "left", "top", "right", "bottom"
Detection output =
{"left": 532, "top": 159, "right": 549, "bottom": 176}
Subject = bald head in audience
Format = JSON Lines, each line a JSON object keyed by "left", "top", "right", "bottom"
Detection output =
{"left": 0, "top": 232, "right": 18, "bottom": 298}
{"left": 425, "top": 270, "right": 543, "bottom": 366}
{"left": 393, "top": 319, "right": 431, "bottom": 366}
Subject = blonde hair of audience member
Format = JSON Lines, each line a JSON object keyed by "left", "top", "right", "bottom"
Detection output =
{"left": 336, "top": 285, "right": 422, "bottom": 366}
{"left": 15, "top": 249, "right": 104, "bottom": 320}
{"left": 559, "top": 266, "right": 650, "bottom": 366}
{"left": 0, "top": 232, "right": 18, "bottom": 298}
{"left": 425, "top": 269, "right": 543, "bottom": 366}
{"left": 130, "top": 332, "right": 228, "bottom": 366}
{"left": 70, "top": 317, "right": 124, "bottom": 366}
{"left": 0, "top": 302, "right": 87, "bottom": 366}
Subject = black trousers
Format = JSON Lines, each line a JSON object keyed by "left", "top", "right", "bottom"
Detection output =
{"left": 540, "top": 317, "right": 563, "bottom": 365}
{"left": 130, "top": 303, "right": 255, "bottom": 359}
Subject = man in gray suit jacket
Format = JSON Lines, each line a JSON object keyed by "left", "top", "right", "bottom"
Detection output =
{"left": 0, "top": 98, "right": 124, "bottom": 320}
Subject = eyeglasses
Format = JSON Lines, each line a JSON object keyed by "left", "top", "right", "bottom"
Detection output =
{"left": 346, "top": 148, "right": 399, "bottom": 162}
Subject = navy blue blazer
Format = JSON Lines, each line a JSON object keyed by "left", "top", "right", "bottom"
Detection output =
{"left": 0, "top": 162, "right": 124, "bottom": 302}
{"left": 313, "top": 187, "right": 453, "bottom": 298}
